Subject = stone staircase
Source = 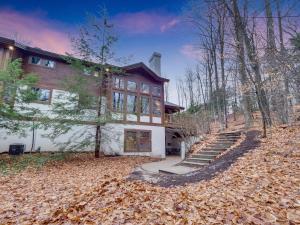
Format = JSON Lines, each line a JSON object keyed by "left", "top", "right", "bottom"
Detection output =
{"left": 181, "top": 131, "right": 242, "bottom": 167}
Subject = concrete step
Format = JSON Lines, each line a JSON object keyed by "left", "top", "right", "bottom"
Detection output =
{"left": 186, "top": 158, "right": 212, "bottom": 163}
{"left": 202, "top": 148, "right": 226, "bottom": 152}
{"left": 205, "top": 144, "right": 232, "bottom": 149}
{"left": 191, "top": 154, "right": 216, "bottom": 159}
{"left": 218, "top": 133, "right": 241, "bottom": 137}
{"left": 198, "top": 150, "right": 222, "bottom": 155}
{"left": 220, "top": 131, "right": 241, "bottom": 135}
{"left": 180, "top": 161, "right": 209, "bottom": 167}
{"left": 218, "top": 134, "right": 241, "bottom": 138}
{"left": 216, "top": 137, "right": 239, "bottom": 141}
{"left": 214, "top": 140, "right": 236, "bottom": 144}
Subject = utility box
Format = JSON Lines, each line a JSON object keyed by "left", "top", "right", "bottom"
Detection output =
{"left": 9, "top": 144, "right": 25, "bottom": 155}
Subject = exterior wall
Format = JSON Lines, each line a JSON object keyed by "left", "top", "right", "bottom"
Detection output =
{"left": 20, "top": 54, "right": 100, "bottom": 96}
{"left": 101, "top": 123, "right": 165, "bottom": 158}
{"left": 0, "top": 47, "right": 11, "bottom": 70}
{"left": 0, "top": 123, "right": 95, "bottom": 152}
{"left": 108, "top": 72, "right": 165, "bottom": 126}
{"left": 0, "top": 43, "right": 168, "bottom": 157}
{"left": 0, "top": 122, "right": 165, "bottom": 158}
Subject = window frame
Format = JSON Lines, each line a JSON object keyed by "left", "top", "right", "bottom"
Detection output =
{"left": 152, "top": 85, "right": 161, "bottom": 97}
{"left": 31, "top": 87, "right": 52, "bottom": 104}
{"left": 141, "top": 83, "right": 150, "bottom": 94}
{"left": 124, "top": 129, "right": 152, "bottom": 152}
{"left": 126, "top": 94, "right": 138, "bottom": 114}
{"left": 140, "top": 95, "right": 150, "bottom": 115}
{"left": 112, "top": 91, "right": 124, "bottom": 112}
{"left": 127, "top": 80, "right": 137, "bottom": 92}
{"left": 152, "top": 98, "right": 162, "bottom": 116}
{"left": 113, "top": 77, "right": 125, "bottom": 90}
{"left": 28, "top": 56, "right": 56, "bottom": 69}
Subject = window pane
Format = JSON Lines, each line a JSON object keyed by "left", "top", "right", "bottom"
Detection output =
{"left": 152, "top": 99, "right": 161, "bottom": 116}
{"left": 139, "top": 131, "right": 151, "bottom": 152}
{"left": 127, "top": 94, "right": 137, "bottom": 113}
{"left": 31, "top": 56, "right": 41, "bottom": 65}
{"left": 44, "top": 60, "right": 55, "bottom": 68}
{"left": 113, "top": 92, "right": 124, "bottom": 111}
{"left": 114, "top": 77, "right": 124, "bottom": 89}
{"left": 152, "top": 86, "right": 161, "bottom": 96}
{"left": 127, "top": 81, "right": 137, "bottom": 91}
{"left": 141, "top": 96, "right": 150, "bottom": 114}
{"left": 141, "top": 83, "right": 150, "bottom": 94}
{"left": 32, "top": 87, "right": 50, "bottom": 102}
{"left": 125, "top": 131, "right": 138, "bottom": 152}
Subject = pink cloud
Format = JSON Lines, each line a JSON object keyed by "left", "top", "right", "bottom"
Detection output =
{"left": 0, "top": 9, "right": 72, "bottom": 54}
{"left": 180, "top": 44, "right": 203, "bottom": 60}
{"left": 160, "top": 18, "right": 180, "bottom": 32}
{"left": 113, "top": 11, "right": 179, "bottom": 34}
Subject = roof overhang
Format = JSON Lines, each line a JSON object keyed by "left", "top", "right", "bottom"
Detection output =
{"left": 122, "top": 62, "right": 169, "bottom": 83}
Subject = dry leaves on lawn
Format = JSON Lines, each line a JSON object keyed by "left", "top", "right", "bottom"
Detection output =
{"left": 0, "top": 126, "right": 299, "bottom": 224}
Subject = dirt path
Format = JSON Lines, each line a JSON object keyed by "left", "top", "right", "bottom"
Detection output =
{"left": 129, "top": 130, "right": 261, "bottom": 187}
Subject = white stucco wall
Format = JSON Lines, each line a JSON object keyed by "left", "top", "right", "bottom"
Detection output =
{"left": 0, "top": 122, "right": 166, "bottom": 158}
{"left": 101, "top": 123, "right": 165, "bottom": 158}
{"left": 1, "top": 87, "right": 165, "bottom": 157}
{"left": 0, "top": 123, "right": 95, "bottom": 152}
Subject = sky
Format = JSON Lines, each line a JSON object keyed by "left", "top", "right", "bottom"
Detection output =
{"left": 0, "top": 0, "right": 200, "bottom": 104}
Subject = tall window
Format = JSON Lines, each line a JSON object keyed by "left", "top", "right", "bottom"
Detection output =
{"left": 32, "top": 87, "right": 51, "bottom": 103}
{"left": 127, "top": 80, "right": 137, "bottom": 92}
{"left": 141, "top": 96, "right": 150, "bottom": 115}
{"left": 127, "top": 94, "right": 137, "bottom": 113}
{"left": 152, "top": 99, "right": 161, "bottom": 116}
{"left": 139, "top": 131, "right": 151, "bottom": 152}
{"left": 141, "top": 83, "right": 150, "bottom": 94}
{"left": 152, "top": 85, "right": 161, "bottom": 96}
{"left": 114, "top": 77, "right": 124, "bottom": 89}
{"left": 124, "top": 130, "right": 151, "bottom": 152}
{"left": 125, "top": 131, "right": 138, "bottom": 152}
{"left": 113, "top": 92, "right": 124, "bottom": 112}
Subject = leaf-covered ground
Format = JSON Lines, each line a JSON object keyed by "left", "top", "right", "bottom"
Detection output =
{"left": 0, "top": 126, "right": 299, "bottom": 224}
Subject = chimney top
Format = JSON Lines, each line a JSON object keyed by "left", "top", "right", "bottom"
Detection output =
{"left": 149, "top": 52, "right": 161, "bottom": 76}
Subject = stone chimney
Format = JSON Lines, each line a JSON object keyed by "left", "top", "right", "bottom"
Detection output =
{"left": 149, "top": 52, "right": 161, "bottom": 76}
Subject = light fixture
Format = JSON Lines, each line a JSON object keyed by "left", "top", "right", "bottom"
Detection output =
{"left": 8, "top": 46, "right": 14, "bottom": 51}
{"left": 105, "top": 68, "right": 110, "bottom": 72}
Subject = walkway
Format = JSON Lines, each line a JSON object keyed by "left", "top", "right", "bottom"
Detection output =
{"left": 141, "top": 156, "right": 198, "bottom": 175}
{"left": 129, "top": 130, "right": 260, "bottom": 187}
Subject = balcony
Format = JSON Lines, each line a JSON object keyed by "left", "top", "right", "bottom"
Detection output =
{"left": 164, "top": 114, "right": 181, "bottom": 128}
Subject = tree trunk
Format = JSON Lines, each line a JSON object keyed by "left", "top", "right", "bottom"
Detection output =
{"left": 231, "top": 0, "right": 253, "bottom": 128}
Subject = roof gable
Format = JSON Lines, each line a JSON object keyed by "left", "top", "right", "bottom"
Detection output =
{"left": 122, "top": 62, "right": 169, "bottom": 83}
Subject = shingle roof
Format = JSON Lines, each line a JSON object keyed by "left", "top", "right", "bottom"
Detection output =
{"left": 0, "top": 36, "right": 169, "bottom": 83}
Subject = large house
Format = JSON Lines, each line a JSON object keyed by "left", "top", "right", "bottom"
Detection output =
{"left": 0, "top": 36, "right": 183, "bottom": 158}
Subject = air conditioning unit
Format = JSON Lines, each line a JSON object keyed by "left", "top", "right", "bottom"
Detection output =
{"left": 9, "top": 144, "right": 25, "bottom": 155}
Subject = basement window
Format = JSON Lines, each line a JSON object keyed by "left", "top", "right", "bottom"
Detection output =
{"left": 124, "top": 130, "right": 151, "bottom": 152}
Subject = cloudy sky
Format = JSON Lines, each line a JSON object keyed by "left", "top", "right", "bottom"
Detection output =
{"left": 0, "top": 0, "right": 201, "bottom": 103}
